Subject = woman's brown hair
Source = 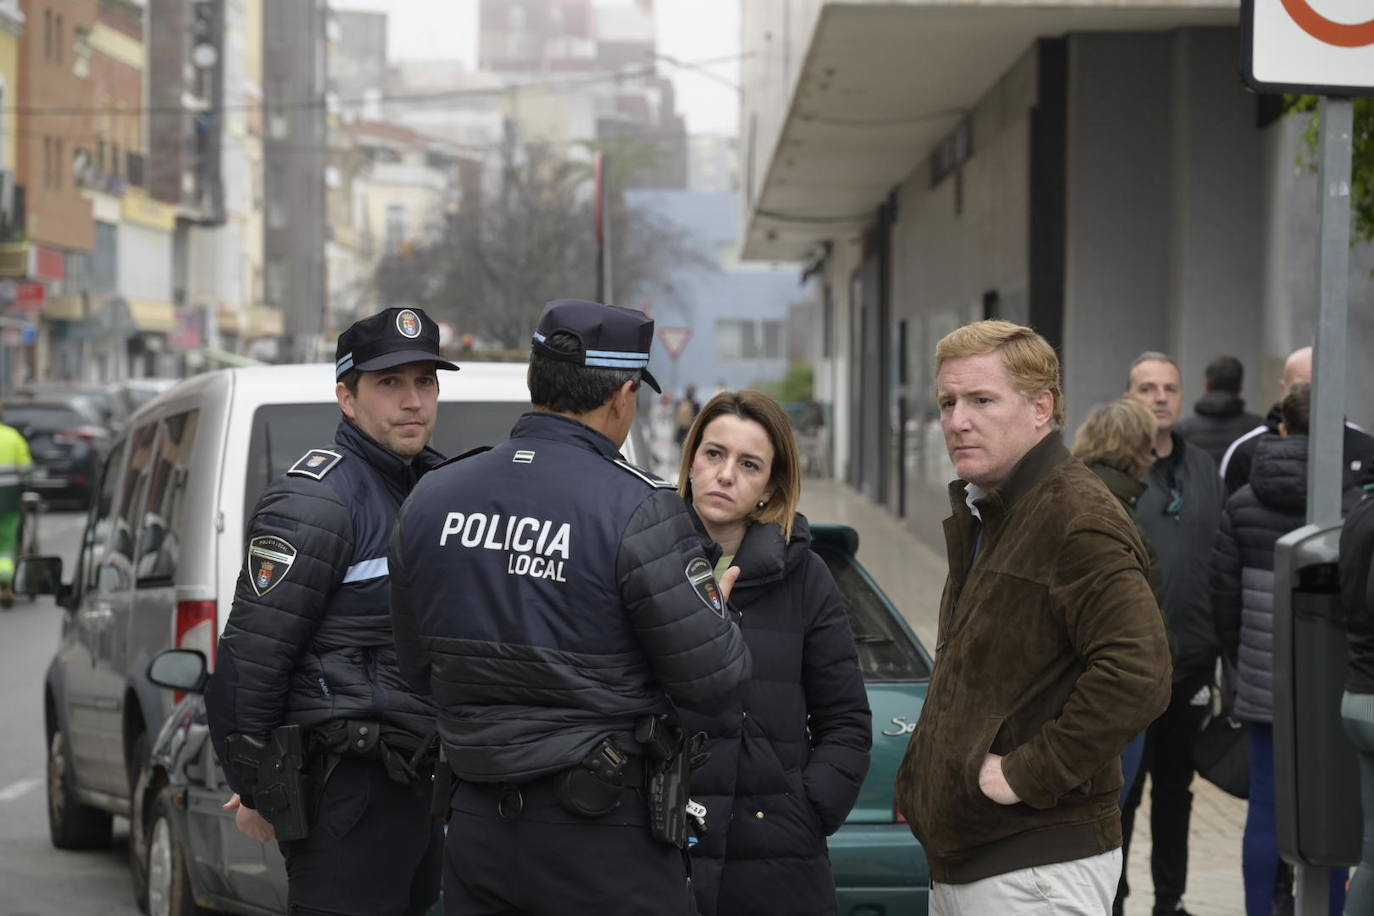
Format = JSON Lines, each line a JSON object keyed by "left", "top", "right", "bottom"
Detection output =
{"left": 677, "top": 390, "right": 803, "bottom": 541}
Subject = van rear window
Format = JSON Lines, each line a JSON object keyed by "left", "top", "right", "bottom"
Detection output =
{"left": 244, "top": 402, "right": 529, "bottom": 521}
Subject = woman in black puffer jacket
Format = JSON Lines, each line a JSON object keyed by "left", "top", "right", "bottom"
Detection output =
{"left": 676, "top": 390, "right": 872, "bottom": 916}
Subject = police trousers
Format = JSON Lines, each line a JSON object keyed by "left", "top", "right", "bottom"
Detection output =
{"left": 443, "top": 774, "right": 696, "bottom": 916}
{"left": 279, "top": 757, "right": 443, "bottom": 916}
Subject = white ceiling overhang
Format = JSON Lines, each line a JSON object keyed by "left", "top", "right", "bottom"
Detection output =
{"left": 743, "top": 1, "right": 1240, "bottom": 261}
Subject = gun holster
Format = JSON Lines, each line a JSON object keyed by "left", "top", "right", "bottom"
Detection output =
{"left": 430, "top": 745, "right": 454, "bottom": 818}
{"left": 225, "top": 725, "right": 311, "bottom": 842}
{"left": 635, "top": 714, "right": 707, "bottom": 849}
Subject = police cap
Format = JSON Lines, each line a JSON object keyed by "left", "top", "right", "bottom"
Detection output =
{"left": 531, "top": 299, "right": 661, "bottom": 394}
{"left": 335, "top": 307, "right": 459, "bottom": 380}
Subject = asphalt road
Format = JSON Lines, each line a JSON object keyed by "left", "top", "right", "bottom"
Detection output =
{"left": 0, "top": 508, "right": 144, "bottom": 916}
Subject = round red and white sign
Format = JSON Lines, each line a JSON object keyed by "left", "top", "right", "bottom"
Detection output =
{"left": 1247, "top": 0, "right": 1374, "bottom": 93}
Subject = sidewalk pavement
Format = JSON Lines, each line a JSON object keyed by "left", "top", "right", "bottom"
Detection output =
{"left": 799, "top": 477, "right": 1248, "bottom": 916}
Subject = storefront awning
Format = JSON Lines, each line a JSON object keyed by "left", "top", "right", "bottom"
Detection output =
{"left": 200, "top": 348, "right": 264, "bottom": 368}
{"left": 743, "top": 1, "right": 1238, "bottom": 260}
{"left": 129, "top": 298, "right": 176, "bottom": 334}
{"left": 45, "top": 294, "right": 85, "bottom": 321}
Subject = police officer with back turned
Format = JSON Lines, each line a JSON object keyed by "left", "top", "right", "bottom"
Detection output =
{"left": 206, "top": 307, "right": 456, "bottom": 916}
{"left": 390, "top": 299, "right": 751, "bottom": 916}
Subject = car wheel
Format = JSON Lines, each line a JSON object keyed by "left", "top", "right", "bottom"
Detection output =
{"left": 47, "top": 727, "right": 113, "bottom": 850}
{"left": 128, "top": 732, "right": 150, "bottom": 910}
{"left": 146, "top": 787, "right": 205, "bottom": 916}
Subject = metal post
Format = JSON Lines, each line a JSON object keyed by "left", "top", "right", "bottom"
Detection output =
{"left": 601, "top": 155, "right": 615, "bottom": 307}
{"left": 1296, "top": 93, "right": 1353, "bottom": 916}
{"left": 1307, "top": 96, "right": 1352, "bottom": 529}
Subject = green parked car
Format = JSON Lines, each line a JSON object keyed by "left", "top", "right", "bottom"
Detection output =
{"left": 811, "top": 524, "right": 932, "bottom": 916}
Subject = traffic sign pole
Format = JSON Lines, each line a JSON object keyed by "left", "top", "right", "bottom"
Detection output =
{"left": 1295, "top": 94, "right": 1352, "bottom": 916}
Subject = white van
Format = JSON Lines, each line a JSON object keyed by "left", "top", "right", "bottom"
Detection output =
{"left": 34, "top": 361, "right": 627, "bottom": 900}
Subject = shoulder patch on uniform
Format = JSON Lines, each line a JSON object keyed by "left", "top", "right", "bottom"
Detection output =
{"left": 247, "top": 535, "right": 297, "bottom": 597}
{"left": 432, "top": 445, "right": 492, "bottom": 471}
{"left": 685, "top": 556, "right": 726, "bottom": 617}
{"left": 287, "top": 448, "right": 343, "bottom": 480}
{"left": 612, "top": 458, "right": 674, "bottom": 489}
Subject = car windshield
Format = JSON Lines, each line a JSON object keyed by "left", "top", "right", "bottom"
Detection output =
{"left": 124, "top": 388, "right": 163, "bottom": 410}
{"left": 3, "top": 405, "right": 86, "bottom": 433}
{"left": 814, "top": 544, "right": 932, "bottom": 683}
{"left": 243, "top": 401, "right": 528, "bottom": 521}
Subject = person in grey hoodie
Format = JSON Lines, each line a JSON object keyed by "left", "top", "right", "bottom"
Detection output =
{"left": 1211, "top": 383, "right": 1354, "bottom": 916}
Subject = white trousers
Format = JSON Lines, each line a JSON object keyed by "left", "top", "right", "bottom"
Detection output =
{"left": 930, "top": 848, "right": 1123, "bottom": 916}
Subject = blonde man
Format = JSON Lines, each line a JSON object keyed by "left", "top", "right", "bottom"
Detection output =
{"left": 895, "top": 320, "right": 1172, "bottom": 915}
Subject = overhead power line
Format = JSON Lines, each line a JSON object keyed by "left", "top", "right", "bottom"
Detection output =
{"left": 5, "top": 52, "right": 756, "bottom": 119}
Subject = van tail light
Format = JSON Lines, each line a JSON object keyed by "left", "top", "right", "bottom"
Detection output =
{"left": 174, "top": 600, "right": 217, "bottom": 702}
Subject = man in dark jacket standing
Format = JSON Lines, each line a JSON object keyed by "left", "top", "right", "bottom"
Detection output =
{"left": 895, "top": 320, "right": 1170, "bottom": 914}
{"left": 390, "top": 299, "right": 751, "bottom": 916}
{"left": 1220, "top": 345, "right": 1374, "bottom": 496}
{"left": 206, "top": 307, "right": 457, "bottom": 916}
{"left": 1212, "top": 384, "right": 1352, "bottom": 915}
{"left": 1120, "top": 351, "right": 1227, "bottom": 916}
{"left": 1175, "top": 356, "right": 1263, "bottom": 466}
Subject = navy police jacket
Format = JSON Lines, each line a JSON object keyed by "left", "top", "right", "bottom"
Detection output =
{"left": 206, "top": 419, "right": 443, "bottom": 803}
{"left": 389, "top": 411, "right": 751, "bottom": 782}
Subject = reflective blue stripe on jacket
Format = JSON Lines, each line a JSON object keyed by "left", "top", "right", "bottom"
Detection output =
{"left": 206, "top": 419, "right": 444, "bottom": 802}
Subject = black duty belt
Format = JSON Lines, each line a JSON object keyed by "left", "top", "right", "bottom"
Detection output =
{"left": 310, "top": 719, "right": 438, "bottom": 789}
{"left": 456, "top": 752, "right": 649, "bottom": 824}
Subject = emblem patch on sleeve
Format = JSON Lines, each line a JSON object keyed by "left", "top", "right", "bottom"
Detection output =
{"left": 248, "top": 535, "right": 297, "bottom": 597}
{"left": 288, "top": 448, "right": 343, "bottom": 480}
{"left": 685, "top": 556, "right": 725, "bottom": 618}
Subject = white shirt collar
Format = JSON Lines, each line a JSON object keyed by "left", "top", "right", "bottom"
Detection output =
{"left": 964, "top": 483, "right": 987, "bottom": 520}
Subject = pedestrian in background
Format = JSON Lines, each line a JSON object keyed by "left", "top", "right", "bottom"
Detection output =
{"left": 674, "top": 383, "right": 700, "bottom": 446}
{"left": 1119, "top": 350, "right": 1225, "bottom": 916}
{"left": 1071, "top": 396, "right": 1166, "bottom": 805}
{"left": 1175, "top": 356, "right": 1263, "bottom": 466}
{"left": 205, "top": 307, "right": 456, "bottom": 916}
{"left": 0, "top": 416, "right": 31, "bottom": 608}
{"left": 389, "top": 299, "right": 750, "bottom": 916}
{"left": 1340, "top": 463, "right": 1374, "bottom": 914}
{"left": 1220, "top": 346, "right": 1374, "bottom": 497}
{"left": 1213, "top": 383, "right": 1352, "bottom": 916}
{"left": 676, "top": 389, "right": 872, "bottom": 916}
{"left": 897, "top": 320, "right": 1170, "bottom": 915}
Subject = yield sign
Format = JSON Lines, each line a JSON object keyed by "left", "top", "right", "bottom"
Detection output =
{"left": 657, "top": 326, "right": 691, "bottom": 360}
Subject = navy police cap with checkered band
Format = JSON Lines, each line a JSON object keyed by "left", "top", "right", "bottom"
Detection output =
{"left": 531, "top": 299, "right": 661, "bottom": 393}
{"left": 335, "top": 307, "right": 459, "bottom": 380}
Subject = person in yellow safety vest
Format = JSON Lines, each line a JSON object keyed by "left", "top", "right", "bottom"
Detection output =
{"left": 0, "top": 420, "right": 33, "bottom": 606}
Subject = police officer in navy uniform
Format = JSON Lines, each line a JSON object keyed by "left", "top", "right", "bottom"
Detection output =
{"left": 206, "top": 307, "right": 457, "bottom": 916}
{"left": 390, "top": 299, "right": 752, "bottom": 916}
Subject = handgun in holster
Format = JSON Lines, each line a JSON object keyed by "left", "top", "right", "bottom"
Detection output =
{"left": 430, "top": 744, "right": 455, "bottom": 818}
{"left": 225, "top": 725, "right": 311, "bottom": 842}
{"left": 635, "top": 714, "right": 708, "bottom": 849}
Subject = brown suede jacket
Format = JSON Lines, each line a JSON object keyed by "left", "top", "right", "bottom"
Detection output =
{"left": 895, "top": 432, "right": 1172, "bottom": 884}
